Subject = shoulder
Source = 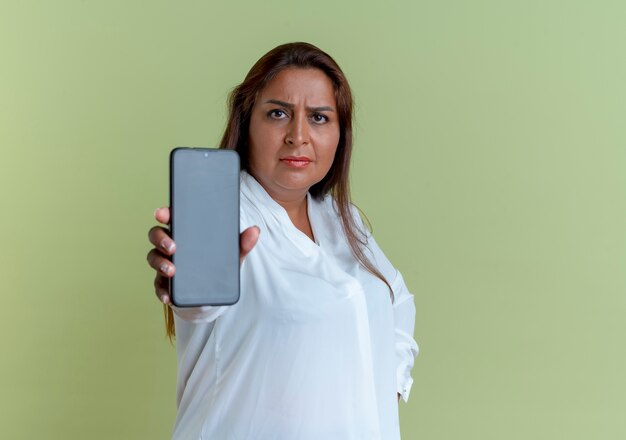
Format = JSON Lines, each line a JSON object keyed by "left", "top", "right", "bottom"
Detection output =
{"left": 315, "top": 194, "right": 367, "bottom": 231}
{"left": 312, "top": 194, "right": 369, "bottom": 239}
{"left": 346, "top": 202, "right": 399, "bottom": 284}
{"left": 320, "top": 195, "right": 404, "bottom": 289}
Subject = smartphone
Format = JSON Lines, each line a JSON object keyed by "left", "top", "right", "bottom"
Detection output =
{"left": 169, "top": 147, "right": 240, "bottom": 307}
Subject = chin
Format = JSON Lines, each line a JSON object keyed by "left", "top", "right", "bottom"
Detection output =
{"left": 273, "top": 169, "right": 323, "bottom": 189}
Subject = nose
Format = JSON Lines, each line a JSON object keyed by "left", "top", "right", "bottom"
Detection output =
{"left": 285, "top": 113, "right": 310, "bottom": 146}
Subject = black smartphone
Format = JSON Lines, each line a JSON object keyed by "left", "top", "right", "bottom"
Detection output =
{"left": 169, "top": 147, "right": 240, "bottom": 307}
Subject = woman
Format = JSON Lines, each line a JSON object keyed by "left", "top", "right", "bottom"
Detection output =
{"left": 147, "top": 42, "right": 418, "bottom": 439}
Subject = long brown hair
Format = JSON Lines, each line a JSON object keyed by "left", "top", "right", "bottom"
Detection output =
{"left": 165, "top": 42, "right": 392, "bottom": 339}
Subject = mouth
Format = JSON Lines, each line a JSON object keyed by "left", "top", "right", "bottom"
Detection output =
{"left": 280, "top": 156, "right": 312, "bottom": 168}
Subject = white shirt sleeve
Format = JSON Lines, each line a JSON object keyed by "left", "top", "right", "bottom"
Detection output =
{"left": 363, "top": 231, "right": 419, "bottom": 403}
{"left": 389, "top": 270, "right": 419, "bottom": 402}
{"left": 170, "top": 304, "right": 229, "bottom": 323}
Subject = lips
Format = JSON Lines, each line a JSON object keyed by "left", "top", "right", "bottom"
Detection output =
{"left": 280, "top": 156, "right": 312, "bottom": 168}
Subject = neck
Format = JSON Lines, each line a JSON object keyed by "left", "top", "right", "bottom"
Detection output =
{"left": 278, "top": 195, "right": 314, "bottom": 242}
{"left": 271, "top": 193, "right": 308, "bottom": 219}
{"left": 249, "top": 173, "right": 314, "bottom": 241}
{"left": 264, "top": 188, "right": 309, "bottom": 234}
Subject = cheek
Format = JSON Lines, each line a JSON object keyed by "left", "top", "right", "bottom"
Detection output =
{"left": 249, "top": 118, "right": 281, "bottom": 154}
{"left": 319, "top": 132, "right": 340, "bottom": 165}
{"left": 247, "top": 119, "right": 270, "bottom": 169}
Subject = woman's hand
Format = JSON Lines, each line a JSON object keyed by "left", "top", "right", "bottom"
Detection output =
{"left": 147, "top": 207, "right": 260, "bottom": 305}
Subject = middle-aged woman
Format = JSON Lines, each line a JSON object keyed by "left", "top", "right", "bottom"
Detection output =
{"left": 147, "top": 42, "right": 419, "bottom": 439}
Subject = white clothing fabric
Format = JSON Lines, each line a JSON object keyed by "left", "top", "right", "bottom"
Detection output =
{"left": 171, "top": 171, "right": 419, "bottom": 440}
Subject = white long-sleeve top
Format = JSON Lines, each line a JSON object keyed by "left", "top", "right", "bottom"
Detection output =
{"left": 171, "top": 171, "right": 419, "bottom": 440}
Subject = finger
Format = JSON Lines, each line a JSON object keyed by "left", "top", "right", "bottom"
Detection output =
{"left": 154, "top": 274, "right": 170, "bottom": 293}
{"left": 239, "top": 226, "right": 260, "bottom": 264}
{"left": 154, "top": 207, "right": 171, "bottom": 225}
{"left": 154, "top": 274, "right": 171, "bottom": 304}
{"left": 148, "top": 225, "right": 176, "bottom": 255}
{"left": 146, "top": 249, "right": 177, "bottom": 277}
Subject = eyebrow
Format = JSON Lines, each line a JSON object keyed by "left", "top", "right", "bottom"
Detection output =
{"left": 264, "top": 99, "right": 335, "bottom": 112}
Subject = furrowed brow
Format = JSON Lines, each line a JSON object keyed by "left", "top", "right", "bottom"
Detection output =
{"left": 307, "top": 106, "right": 334, "bottom": 112}
{"left": 264, "top": 99, "right": 334, "bottom": 112}
{"left": 265, "top": 99, "right": 294, "bottom": 109}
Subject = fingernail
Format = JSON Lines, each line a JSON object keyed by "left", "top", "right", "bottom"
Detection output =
{"left": 161, "top": 239, "right": 175, "bottom": 253}
{"left": 154, "top": 208, "right": 160, "bottom": 217}
{"left": 160, "top": 294, "right": 169, "bottom": 304}
{"left": 159, "top": 263, "right": 171, "bottom": 275}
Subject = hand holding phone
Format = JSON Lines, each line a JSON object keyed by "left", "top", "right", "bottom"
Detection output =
{"left": 146, "top": 148, "right": 260, "bottom": 306}
{"left": 147, "top": 208, "right": 259, "bottom": 305}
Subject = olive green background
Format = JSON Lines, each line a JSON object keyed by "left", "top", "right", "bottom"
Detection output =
{"left": 1, "top": 1, "right": 624, "bottom": 439}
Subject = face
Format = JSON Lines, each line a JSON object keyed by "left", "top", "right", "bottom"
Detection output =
{"left": 247, "top": 67, "right": 340, "bottom": 202}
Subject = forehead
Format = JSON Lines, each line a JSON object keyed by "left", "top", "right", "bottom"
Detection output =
{"left": 257, "top": 68, "right": 336, "bottom": 106}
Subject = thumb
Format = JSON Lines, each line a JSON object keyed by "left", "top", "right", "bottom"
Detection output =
{"left": 239, "top": 226, "right": 260, "bottom": 264}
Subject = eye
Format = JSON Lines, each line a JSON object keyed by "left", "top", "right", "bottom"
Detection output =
{"left": 311, "top": 113, "right": 329, "bottom": 124}
{"left": 268, "top": 109, "right": 288, "bottom": 119}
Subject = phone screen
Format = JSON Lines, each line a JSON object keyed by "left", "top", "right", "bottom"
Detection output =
{"left": 169, "top": 148, "right": 240, "bottom": 307}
